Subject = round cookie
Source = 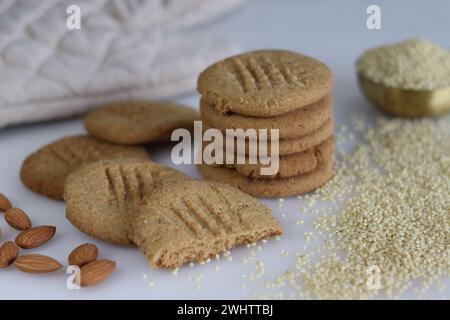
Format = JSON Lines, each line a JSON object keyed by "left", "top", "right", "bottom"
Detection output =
{"left": 204, "top": 118, "right": 334, "bottom": 156}
{"left": 20, "top": 135, "right": 150, "bottom": 200}
{"left": 197, "top": 157, "right": 334, "bottom": 198}
{"left": 84, "top": 101, "right": 200, "bottom": 145}
{"left": 220, "top": 136, "right": 334, "bottom": 179}
{"left": 198, "top": 50, "right": 334, "bottom": 117}
{"left": 65, "top": 159, "right": 189, "bottom": 246}
{"left": 200, "top": 95, "right": 333, "bottom": 139}
{"left": 276, "top": 119, "right": 333, "bottom": 155}
{"left": 132, "top": 180, "right": 283, "bottom": 269}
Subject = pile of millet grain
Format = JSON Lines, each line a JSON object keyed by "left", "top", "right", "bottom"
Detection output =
{"left": 257, "top": 114, "right": 450, "bottom": 299}
{"left": 357, "top": 38, "right": 450, "bottom": 90}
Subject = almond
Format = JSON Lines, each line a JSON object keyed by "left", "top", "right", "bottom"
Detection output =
{"left": 68, "top": 243, "right": 99, "bottom": 267}
{"left": 0, "top": 241, "right": 19, "bottom": 268}
{"left": 0, "top": 193, "right": 12, "bottom": 212}
{"left": 5, "top": 208, "right": 32, "bottom": 231}
{"left": 14, "top": 254, "right": 62, "bottom": 273}
{"left": 15, "top": 226, "right": 56, "bottom": 249}
{"left": 80, "top": 259, "right": 116, "bottom": 287}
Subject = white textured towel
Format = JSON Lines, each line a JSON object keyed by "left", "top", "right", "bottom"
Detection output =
{"left": 0, "top": 0, "right": 244, "bottom": 128}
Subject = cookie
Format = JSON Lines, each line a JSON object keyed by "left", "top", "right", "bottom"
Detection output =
{"left": 198, "top": 50, "right": 333, "bottom": 117}
{"left": 219, "top": 136, "right": 334, "bottom": 179}
{"left": 204, "top": 118, "right": 334, "bottom": 156}
{"left": 20, "top": 136, "right": 150, "bottom": 200}
{"left": 197, "top": 157, "right": 334, "bottom": 198}
{"left": 65, "top": 159, "right": 189, "bottom": 246}
{"left": 84, "top": 101, "right": 200, "bottom": 145}
{"left": 200, "top": 95, "right": 333, "bottom": 139}
{"left": 131, "top": 180, "right": 283, "bottom": 269}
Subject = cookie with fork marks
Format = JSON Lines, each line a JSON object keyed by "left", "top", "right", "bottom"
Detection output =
{"left": 132, "top": 180, "right": 283, "bottom": 269}
{"left": 20, "top": 135, "right": 150, "bottom": 200}
{"left": 65, "top": 159, "right": 189, "bottom": 245}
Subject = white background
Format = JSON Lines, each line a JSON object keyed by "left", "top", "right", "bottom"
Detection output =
{"left": 0, "top": 0, "right": 449, "bottom": 300}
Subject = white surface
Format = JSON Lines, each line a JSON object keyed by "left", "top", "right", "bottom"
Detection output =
{"left": 0, "top": 0, "right": 449, "bottom": 300}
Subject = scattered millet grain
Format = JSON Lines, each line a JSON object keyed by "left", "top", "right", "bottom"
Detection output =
{"left": 255, "top": 115, "right": 449, "bottom": 300}
{"left": 280, "top": 249, "right": 289, "bottom": 257}
{"left": 245, "top": 260, "right": 266, "bottom": 281}
{"left": 303, "top": 116, "right": 450, "bottom": 299}
{"left": 357, "top": 38, "right": 450, "bottom": 90}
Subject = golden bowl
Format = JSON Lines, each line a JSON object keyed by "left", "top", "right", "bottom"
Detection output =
{"left": 358, "top": 74, "right": 450, "bottom": 117}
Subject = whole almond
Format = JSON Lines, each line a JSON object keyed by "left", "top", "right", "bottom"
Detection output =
{"left": 0, "top": 241, "right": 19, "bottom": 268}
{"left": 14, "top": 254, "right": 62, "bottom": 273}
{"left": 80, "top": 259, "right": 116, "bottom": 287}
{"left": 0, "top": 193, "right": 12, "bottom": 212}
{"left": 68, "top": 243, "right": 99, "bottom": 267}
{"left": 15, "top": 226, "right": 56, "bottom": 249}
{"left": 5, "top": 208, "right": 32, "bottom": 231}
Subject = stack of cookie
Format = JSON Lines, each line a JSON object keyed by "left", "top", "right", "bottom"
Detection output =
{"left": 197, "top": 50, "right": 335, "bottom": 198}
